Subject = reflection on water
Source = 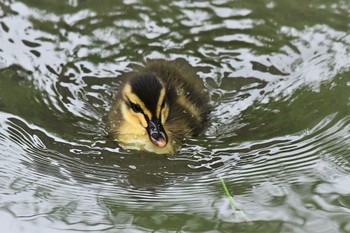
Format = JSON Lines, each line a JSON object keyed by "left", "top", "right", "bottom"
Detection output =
{"left": 0, "top": 0, "right": 350, "bottom": 232}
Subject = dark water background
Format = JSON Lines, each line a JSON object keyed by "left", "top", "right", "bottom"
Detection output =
{"left": 0, "top": 0, "right": 349, "bottom": 232}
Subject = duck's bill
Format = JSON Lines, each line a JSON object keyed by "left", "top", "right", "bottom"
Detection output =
{"left": 147, "top": 119, "right": 168, "bottom": 148}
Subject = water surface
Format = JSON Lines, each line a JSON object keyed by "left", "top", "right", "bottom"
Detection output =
{"left": 0, "top": 0, "right": 350, "bottom": 232}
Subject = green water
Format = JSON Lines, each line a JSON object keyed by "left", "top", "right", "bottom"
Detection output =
{"left": 0, "top": 0, "right": 349, "bottom": 232}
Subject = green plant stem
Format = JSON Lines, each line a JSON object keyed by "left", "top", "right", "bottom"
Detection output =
{"left": 219, "top": 176, "right": 251, "bottom": 222}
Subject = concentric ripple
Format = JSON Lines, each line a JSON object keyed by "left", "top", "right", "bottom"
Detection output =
{"left": 0, "top": 0, "right": 350, "bottom": 232}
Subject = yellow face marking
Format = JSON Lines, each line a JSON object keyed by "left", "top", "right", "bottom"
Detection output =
{"left": 121, "top": 84, "right": 152, "bottom": 128}
{"left": 156, "top": 86, "right": 166, "bottom": 118}
{"left": 123, "top": 84, "right": 152, "bottom": 118}
{"left": 160, "top": 102, "right": 169, "bottom": 125}
{"left": 121, "top": 102, "right": 148, "bottom": 128}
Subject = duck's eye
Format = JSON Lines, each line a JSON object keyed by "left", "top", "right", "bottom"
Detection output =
{"left": 130, "top": 102, "right": 143, "bottom": 113}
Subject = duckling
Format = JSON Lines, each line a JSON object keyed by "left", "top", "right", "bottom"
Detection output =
{"left": 108, "top": 59, "right": 209, "bottom": 154}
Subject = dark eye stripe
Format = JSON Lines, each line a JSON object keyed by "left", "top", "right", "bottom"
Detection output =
{"left": 125, "top": 97, "right": 143, "bottom": 113}
{"left": 125, "top": 98, "right": 150, "bottom": 124}
{"left": 130, "top": 102, "right": 142, "bottom": 113}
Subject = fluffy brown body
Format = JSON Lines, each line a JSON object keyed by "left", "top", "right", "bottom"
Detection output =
{"left": 108, "top": 60, "right": 209, "bottom": 154}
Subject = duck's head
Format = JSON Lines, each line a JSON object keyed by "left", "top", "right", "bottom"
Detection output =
{"left": 120, "top": 73, "right": 170, "bottom": 148}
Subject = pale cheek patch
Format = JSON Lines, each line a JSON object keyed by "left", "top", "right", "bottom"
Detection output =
{"left": 139, "top": 114, "right": 148, "bottom": 128}
{"left": 161, "top": 104, "right": 169, "bottom": 124}
{"left": 156, "top": 87, "right": 166, "bottom": 117}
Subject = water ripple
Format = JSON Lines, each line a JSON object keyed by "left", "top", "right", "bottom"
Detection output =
{"left": 0, "top": 0, "right": 350, "bottom": 232}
